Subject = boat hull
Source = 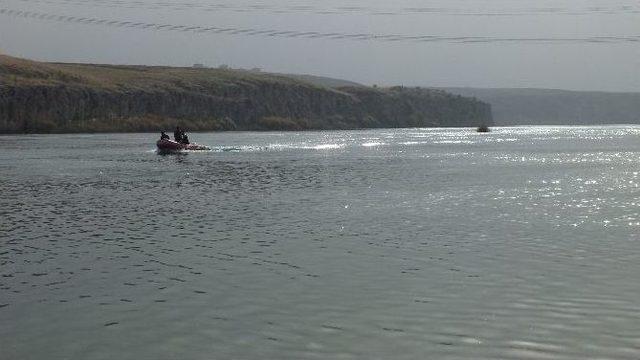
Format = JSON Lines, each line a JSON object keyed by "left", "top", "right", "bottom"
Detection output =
{"left": 156, "top": 139, "right": 209, "bottom": 152}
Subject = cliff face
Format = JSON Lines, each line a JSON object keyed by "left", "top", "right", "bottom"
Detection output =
{"left": 0, "top": 55, "right": 492, "bottom": 133}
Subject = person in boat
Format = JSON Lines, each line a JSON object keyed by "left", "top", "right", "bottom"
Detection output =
{"left": 160, "top": 131, "right": 170, "bottom": 140}
{"left": 181, "top": 132, "right": 190, "bottom": 144}
{"left": 174, "top": 126, "right": 183, "bottom": 142}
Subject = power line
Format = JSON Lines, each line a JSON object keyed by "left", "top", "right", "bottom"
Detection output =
{"left": 4, "top": 0, "right": 640, "bottom": 17}
{"left": 2, "top": 8, "right": 639, "bottom": 44}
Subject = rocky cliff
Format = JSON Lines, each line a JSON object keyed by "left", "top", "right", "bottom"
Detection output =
{"left": 0, "top": 55, "right": 492, "bottom": 133}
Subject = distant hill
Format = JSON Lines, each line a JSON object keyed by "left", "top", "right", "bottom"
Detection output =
{"left": 277, "top": 73, "right": 363, "bottom": 88}
{"left": 439, "top": 87, "right": 640, "bottom": 126}
{"left": 0, "top": 55, "right": 492, "bottom": 133}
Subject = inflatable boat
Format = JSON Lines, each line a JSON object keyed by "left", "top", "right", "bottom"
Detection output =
{"left": 156, "top": 139, "right": 210, "bottom": 152}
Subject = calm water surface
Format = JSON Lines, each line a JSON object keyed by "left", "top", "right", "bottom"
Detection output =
{"left": 2, "top": 126, "right": 640, "bottom": 359}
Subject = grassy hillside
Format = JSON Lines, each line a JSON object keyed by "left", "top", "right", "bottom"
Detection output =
{"left": 440, "top": 87, "right": 640, "bottom": 126}
{"left": 0, "top": 55, "right": 492, "bottom": 133}
{"left": 277, "top": 73, "right": 363, "bottom": 88}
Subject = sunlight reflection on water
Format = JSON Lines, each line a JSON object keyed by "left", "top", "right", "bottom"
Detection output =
{"left": 1, "top": 125, "right": 640, "bottom": 359}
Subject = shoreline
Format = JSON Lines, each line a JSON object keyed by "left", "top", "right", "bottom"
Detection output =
{"left": 0, "top": 54, "right": 493, "bottom": 134}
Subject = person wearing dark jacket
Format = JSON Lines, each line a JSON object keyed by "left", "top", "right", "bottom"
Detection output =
{"left": 160, "top": 131, "right": 170, "bottom": 140}
{"left": 174, "top": 126, "right": 183, "bottom": 142}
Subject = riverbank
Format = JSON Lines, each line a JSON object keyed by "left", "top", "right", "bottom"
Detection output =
{"left": 0, "top": 54, "right": 492, "bottom": 133}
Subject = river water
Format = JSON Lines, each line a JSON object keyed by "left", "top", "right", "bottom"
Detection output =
{"left": 2, "top": 126, "right": 640, "bottom": 359}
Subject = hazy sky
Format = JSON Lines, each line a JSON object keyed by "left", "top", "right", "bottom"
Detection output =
{"left": 1, "top": 0, "right": 639, "bottom": 91}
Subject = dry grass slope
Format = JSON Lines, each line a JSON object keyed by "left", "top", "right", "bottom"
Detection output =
{"left": 0, "top": 55, "right": 493, "bottom": 133}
